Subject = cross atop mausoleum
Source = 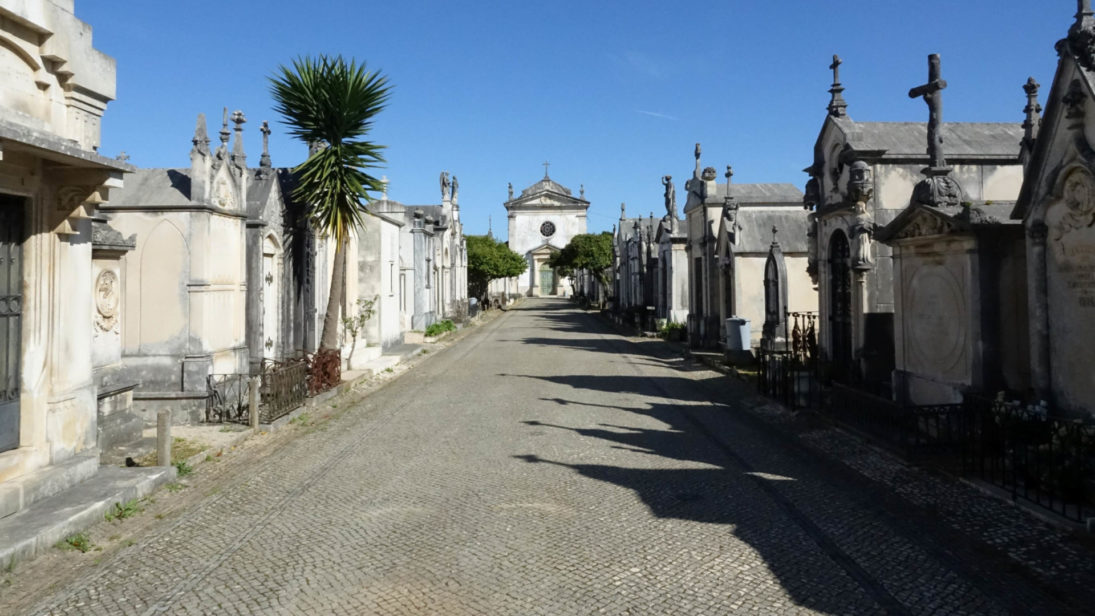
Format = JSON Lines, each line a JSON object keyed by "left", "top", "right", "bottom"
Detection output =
{"left": 908, "top": 54, "right": 949, "bottom": 170}
{"left": 542, "top": 161, "right": 550, "bottom": 178}
{"left": 828, "top": 54, "right": 847, "bottom": 117}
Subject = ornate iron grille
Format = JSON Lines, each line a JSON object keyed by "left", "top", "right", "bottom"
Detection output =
{"left": 206, "top": 373, "right": 250, "bottom": 424}
{"left": 0, "top": 198, "right": 23, "bottom": 453}
{"left": 260, "top": 359, "right": 308, "bottom": 423}
{"left": 828, "top": 231, "right": 853, "bottom": 382}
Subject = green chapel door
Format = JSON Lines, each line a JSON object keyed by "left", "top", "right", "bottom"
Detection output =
{"left": 539, "top": 267, "right": 556, "bottom": 295}
{"left": 0, "top": 196, "right": 23, "bottom": 453}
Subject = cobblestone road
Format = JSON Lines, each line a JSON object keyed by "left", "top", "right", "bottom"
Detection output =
{"left": 18, "top": 299, "right": 1095, "bottom": 614}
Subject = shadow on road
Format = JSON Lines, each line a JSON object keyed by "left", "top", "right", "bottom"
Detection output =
{"left": 511, "top": 389, "right": 897, "bottom": 614}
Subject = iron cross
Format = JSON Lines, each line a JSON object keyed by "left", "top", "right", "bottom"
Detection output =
{"left": 908, "top": 54, "right": 948, "bottom": 169}
{"left": 542, "top": 161, "right": 550, "bottom": 178}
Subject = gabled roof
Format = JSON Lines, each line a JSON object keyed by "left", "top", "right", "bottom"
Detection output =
{"left": 684, "top": 182, "right": 804, "bottom": 212}
{"left": 812, "top": 115, "right": 1023, "bottom": 166}
{"left": 505, "top": 174, "right": 590, "bottom": 210}
{"left": 108, "top": 168, "right": 193, "bottom": 206}
{"left": 617, "top": 216, "right": 660, "bottom": 243}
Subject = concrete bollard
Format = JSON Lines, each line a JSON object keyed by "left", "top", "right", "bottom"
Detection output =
{"left": 249, "top": 376, "right": 260, "bottom": 430}
{"left": 157, "top": 409, "right": 171, "bottom": 467}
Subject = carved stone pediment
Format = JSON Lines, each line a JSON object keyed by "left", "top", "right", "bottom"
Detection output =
{"left": 892, "top": 209, "right": 957, "bottom": 241}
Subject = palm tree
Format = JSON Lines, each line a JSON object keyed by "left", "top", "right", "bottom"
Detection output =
{"left": 269, "top": 55, "right": 391, "bottom": 352}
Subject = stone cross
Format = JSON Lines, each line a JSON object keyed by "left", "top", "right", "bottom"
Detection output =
{"left": 908, "top": 54, "right": 948, "bottom": 169}
{"left": 542, "top": 161, "right": 550, "bottom": 178}
{"left": 259, "top": 121, "right": 272, "bottom": 171}
{"left": 828, "top": 54, "right": 848, "bottom": 117}
{"left": 693, "top": 143, "right": 702, "bottom": 178}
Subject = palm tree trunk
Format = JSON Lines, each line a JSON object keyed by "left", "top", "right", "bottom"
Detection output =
{"left": 319, "top": 235, "right": 346, "bottom": 350}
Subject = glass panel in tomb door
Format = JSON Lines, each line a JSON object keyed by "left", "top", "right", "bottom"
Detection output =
{"left": 0, "top": 196, "right": 23, "bottom": 453}
{"left": 262, "top": 249, "right": 280, "bottom": 361}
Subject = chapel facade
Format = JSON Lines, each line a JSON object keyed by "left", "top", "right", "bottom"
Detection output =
{"left": 503, "top": 168, "right": 589, "bottom": 297}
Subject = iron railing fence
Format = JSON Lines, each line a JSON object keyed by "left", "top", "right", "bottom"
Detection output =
{"left": 962, "top": 395, "right": 1095, "bottom": 524}
{"left": 206, "top": 373, "right": 250, "bottom": 424}
{"left": 828, "top": 384, "right": 966, "bottom": 462}
{"left": 757, "top": 349, "right": 822, "bottom": 411}
{"left": 260, "top": 359, "right": 308, "bottom": 423}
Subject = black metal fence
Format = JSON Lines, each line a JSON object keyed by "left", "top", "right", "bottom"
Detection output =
{"left": 757, "top": 349, "right": 821, "bottom": 410}
{"left": 962, "top": 396, "right": 1095, "bottom": 523}
{"left": 260, "top": 359, "right": 308, "bottom": 423}
{"left": 754, "top": 368, "right": 1094, "bottom": 524}
{"left": 206, "top": 373, "right": 250, "bottom": 424}
{"left": 828, "top": 384, "right": 966, "bottom": 463}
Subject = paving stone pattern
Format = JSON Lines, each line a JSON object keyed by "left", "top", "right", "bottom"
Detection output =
{"left": 26, "top": 299, "right": 1095, "bottom": 615}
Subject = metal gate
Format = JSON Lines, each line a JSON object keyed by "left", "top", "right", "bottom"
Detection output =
{"left": 0, "top": 196, "right": 24, "bottom": 453}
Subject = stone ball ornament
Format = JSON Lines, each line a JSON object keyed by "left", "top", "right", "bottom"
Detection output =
{"left": 540, "top": 221, "right": 556, "bottom": 237}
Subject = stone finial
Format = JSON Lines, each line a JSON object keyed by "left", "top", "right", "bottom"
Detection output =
{"left": 230, "top": 110, "right": 247, "bottom": 168}
{"left": 1060, "top": 1, "right": 1095, "bottom": 70}
{"left": 620, "top": 201, "right": 626, "bottom": 219}
{"left": 191, "top": 113, "right": 210, "bottom": 157}
{"left": 259, "top": 121, "right": 272, "bottom": 172}
{"left": 1022, "top": 77, "right": 1042, "bottom": 160}
{"left": 219, "top": 107, "right": 230, "bottom": 148}
{"left": 381, "top": 175, "right": 389, "bottom": 200}
{"left": 507, "top": 182, "right": 513, "bottom": 200}
{"left": 828, "top": 54, "right": 848, "bottom": 117}
{"left": 580, "top": 184, "right": 585, "bottom": 199}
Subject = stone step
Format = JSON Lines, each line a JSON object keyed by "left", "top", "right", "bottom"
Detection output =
{"left": 0, "top": 464, "right": 174, "bottom": 567}
{"left": 0, "top": 452, "right": 99, "bottom": 520}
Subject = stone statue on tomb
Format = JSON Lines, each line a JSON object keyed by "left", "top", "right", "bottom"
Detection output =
{"left": 452, "top": 175, "right": 459, "bottom": 200}
{"left": 507, "top": 182, "right": 513, "bottom": 200}
{"left": 847, "top": 160, "right": 874, "bottom": 270}
{"left": 662, "top": 175, "right": 677, "bottom": 223}
{"left": 440, "top": 171, "right": 450, "bottom": 200}
{"left": 852, "top": 200, "right": 875, "bottom": 270}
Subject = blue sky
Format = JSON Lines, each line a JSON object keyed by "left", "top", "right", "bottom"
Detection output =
{"left": 79, "top": 1, "right": 1071, "bottom": 238}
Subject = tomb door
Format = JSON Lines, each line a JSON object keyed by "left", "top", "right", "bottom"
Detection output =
{"left": 539, "top": 266, "right": 556, "bottom": 296}
{"left": 0, "top": 196, "right": 24, "bottom": 453}
{"left": 828, "top": 230, "right": 853, "bottom": 381}
{"left": 262, "top": 236, "right": 280, "bottom": 361}
{"left": 721, "top": 258, "right": 735, "bottom": 320}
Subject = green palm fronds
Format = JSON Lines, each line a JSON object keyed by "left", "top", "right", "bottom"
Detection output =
{"left": 269, "top": 55, "right": 391, "bottom": 242}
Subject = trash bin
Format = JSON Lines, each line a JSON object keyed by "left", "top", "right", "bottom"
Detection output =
{"left": 725, "top": 317, "right": 750, "bottom": 351}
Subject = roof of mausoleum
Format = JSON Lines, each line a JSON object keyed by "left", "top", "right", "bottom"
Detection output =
{"left": 106, "top": 168, "right": 194, "bottom": 206}
{"left": 617, "top": 216, "right": 659, "bottom": 243}
{"left": 685, "top": 182, "right": 804, "bottom": 212}
{"left": 822, "top": 117, "right": 1023, "bottom": 161}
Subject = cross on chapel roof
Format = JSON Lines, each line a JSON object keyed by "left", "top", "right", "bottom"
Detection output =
{"left": 828, "top": 54, "right": 848, "bottom": 117}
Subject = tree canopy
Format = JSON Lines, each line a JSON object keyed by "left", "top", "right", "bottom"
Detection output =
{"left": 467, "top": 235, "right": 528, "bottom": 299}
{"left": 548, "top": 232, "right": 614, "bottom": 291}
